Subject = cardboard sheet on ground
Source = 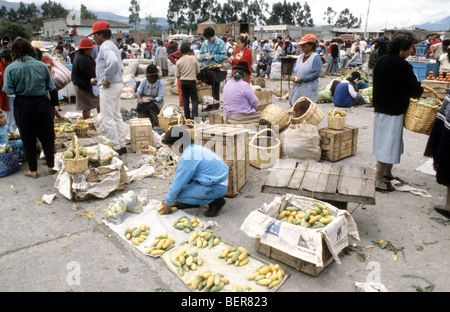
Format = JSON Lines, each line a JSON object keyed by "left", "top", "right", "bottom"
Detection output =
{"left": 160, "top": 240, "right": 290, "bottom": 292}
{"left": 103, "top": 200, "right": 213, "bottom": 257}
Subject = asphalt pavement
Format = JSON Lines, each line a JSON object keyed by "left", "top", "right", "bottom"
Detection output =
{"left": 0, "top": 72, "right": 448, "bottom": 294}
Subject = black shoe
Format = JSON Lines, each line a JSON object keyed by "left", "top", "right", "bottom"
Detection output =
{"left": 175, "top": 202, "right": 200, "bottom": 209}
{"left": 434, "top": 205, "right": 450, "bottom": 219}
{"left": 204, "top": 197, "right": 225, "bottom": 217}
{"left": 115, "top": 147, "right": 127, "bottom": 156}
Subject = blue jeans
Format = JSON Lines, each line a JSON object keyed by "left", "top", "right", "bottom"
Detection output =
{"left": 176, "top": 180, "right": 228, "bottom": 206}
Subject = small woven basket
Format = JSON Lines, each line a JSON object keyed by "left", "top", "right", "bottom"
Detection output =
{"left": 327, "top": 109, "right": 346, "bottom": 130}
{"left": 0, "top": 147, "right": 21, "bottom": 178}
{"left": 62, "top": 135, "right": 89, "bottom": 174}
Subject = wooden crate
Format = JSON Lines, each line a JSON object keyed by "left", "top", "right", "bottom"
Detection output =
{"left": 195, "top": 125, "right": 249, "bottom": 197}
{"left": 421, "top": 80, "right": 450, "bottom": 101}
{"left": 129, "top": 118, "right": 152, "bottom": 152}
{"left": 254, "top": 89, "right": 273, "bottom": 111}
{"left": 208, "top": 109, "right": 226, "bottom": 125}
{"left": 319, "top": 126, "right": 358, "bottom": 162}
{"left": 255, "top": 238, "right": 334, "bottom": 277}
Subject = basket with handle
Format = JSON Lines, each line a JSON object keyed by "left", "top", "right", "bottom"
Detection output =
{"left": 167, "top": 114, "right": 196, "bottom": 139}
{"left": 291, "top": 97, "right": 324, "bottom": 126}
{"left": 158, "top": 103, "right": 183, "bottom": 133}
{"left": 62, "top": 135, "right": 89, "bottom": 174}
{"left": 74, "top": 118, "right": 89, "bottom": 137}
{"left": 327, "top": 108, "right": 346, "bottom": 130}
{"left": 404, "top": 85, "right": 442, "bottom": 135}
{"left": 249, "top": 128, "right": 281, "bottom": 169}
{"left": 260, "top": 104, "right": 291, "bottom": 131}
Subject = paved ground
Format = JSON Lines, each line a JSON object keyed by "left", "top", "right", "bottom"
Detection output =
{"left": 0, "top": 71, "right": 448, "bottom": 294}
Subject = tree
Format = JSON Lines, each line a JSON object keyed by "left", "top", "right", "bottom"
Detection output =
{"left": 81, "top": 4, "right": 97, "bottom": 19}
{"left": 334, "top": 8, "right": 361, "bottom": 28}
{"left": 167, "top": 0, "right": 185, "bottom": 30}
{"left": 323, "top": 7, "right": 337, "bottom": 26}
{"left": 129, "top": 0, "right": 140, "bottom": 30}
{"left": 41, "top": 0, "right": 69, "bottom": 19}
{"left": 0, "top": 20, "right": 32, "bottom": 41}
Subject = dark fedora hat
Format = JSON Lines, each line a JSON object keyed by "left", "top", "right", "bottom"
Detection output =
{"left": 233, "top": 61, "right": 251, "bottom": 75}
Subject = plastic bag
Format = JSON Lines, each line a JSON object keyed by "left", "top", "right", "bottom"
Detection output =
{"left": 105, "top": 200, "right": 127, "bottom": 224}
{"left": 94, "top": 113, "right": 106, "bottom": 136}
{"left": 119, "top": 190, "right": 142, "bottom": 213}
{"left": 280, "top": 124, "right": 321, "bottom": 161}
{"left": 97, "top": 144, "right": 118, "bottom": 165}
{"left": 51, "top": 57, "right": 72, "bottom": 90}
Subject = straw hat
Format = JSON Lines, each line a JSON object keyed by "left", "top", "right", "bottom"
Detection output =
{"left": 31, "top": 41, "right": 48, "bottom": 52}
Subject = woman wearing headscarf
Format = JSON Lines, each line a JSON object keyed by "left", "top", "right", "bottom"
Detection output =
{"left": 72, "top": 38, "right": 100, "bottom": 119}
{"left": 289, "top": 34, "right": 322, "bottom": 105}
{"left": 222, "top": 61, "right": 260, "bottom": 125}
{"left": 372, "top": 30, "right": 423, "bottom": 192}
{"left": 2, "top": 37, "right": 57, "bottom": 178}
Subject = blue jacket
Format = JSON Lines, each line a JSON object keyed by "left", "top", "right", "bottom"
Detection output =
{"left": 165, "top": 144, "right": 229, "bottom": 206}
{"left": 199, "top": 37, "right": 227, "bottom": 66}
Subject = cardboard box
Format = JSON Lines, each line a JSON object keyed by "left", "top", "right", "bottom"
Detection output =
{"left": 195, "top": 125, "right": 249, "bottom": 197}
{"left": 319, "top": 126, "right": 358, "bottom": 162}
{"left": 129, "top": 118, "right": 153, "bottom": 152}
{"left": 240, "top": 194, "right": 360, "bottom": 276}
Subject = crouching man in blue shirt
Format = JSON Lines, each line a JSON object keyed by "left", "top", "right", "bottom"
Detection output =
{"left": 160, "top": 126, "right": 229, "bottom": 217}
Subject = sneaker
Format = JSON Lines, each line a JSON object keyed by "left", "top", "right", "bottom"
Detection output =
{"left": 204, "top": 197, "right": 226, "bottom": 217}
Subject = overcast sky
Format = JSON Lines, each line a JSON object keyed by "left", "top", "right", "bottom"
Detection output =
{"left": 11, "top": 0, "right": 449, "bottom": 30}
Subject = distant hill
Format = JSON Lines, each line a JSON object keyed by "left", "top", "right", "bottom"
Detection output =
{"left": 0, "top": 0, "right": 169, "bottom": 29}
{"left": 409, "top": 16, "right": 450, "bottom": 31}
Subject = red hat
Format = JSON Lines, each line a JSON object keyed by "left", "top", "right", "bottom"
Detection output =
{"left": 77, "top": 38, "right": 96, "bottom": 50}
{"left": 299, "top": 34, "right": 316, "bottom": 45}
{"left": 89, "top": 21, "right": 109, "bottom": 36}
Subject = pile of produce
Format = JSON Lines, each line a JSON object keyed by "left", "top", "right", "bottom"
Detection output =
{"left": 171, "top": 247, "right": 204, "bottom": 276}
{"left": 0, "top": 144, "right": 14, "bottom": 155}
{"left": 188, "top": 230, "right": 221, "bottom": 249}
{"left": 173, "top": 216, "right": 204, "bottom": 232}
{"left": 277, "top": 201, "right": 336, "bottom": 229}
{"left": 63, "top": 146, "right": 87, "bottom": 159}
{"left": 248, "top": 263, "right": 285, "bottom": 289}
{"left": 328, "top": 108, "right": 347, "bottom": 118}
{"left": 54, "top": 123, "right": 74, "bottom": 135}
{"left": 219, "top": 246, "right": 250, "bottom": 266}
{"left": 145, "top": 233, "right": 175, "bottom": 255}
{"left": 124, "top": 224, "right": 150, "bottom": 246}
{"left": 186, "top": 271, "right": 229, "bottom": 292}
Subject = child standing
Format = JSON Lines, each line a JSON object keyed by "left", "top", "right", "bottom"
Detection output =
{"left": 175, "top": 44, "right": 200, "bottom": 119}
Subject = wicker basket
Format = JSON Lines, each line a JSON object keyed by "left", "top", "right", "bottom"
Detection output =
{"left": 0, "top": 147, "right": 21, "bottom": 178}
{"left": 249, "top": 128, "right": 281, "bottom": 169}
{"left": 260, "top": 104, "right": 291, "bottom": 131}
{"left": 62, "top": 135, "right": 89, "bottom": 174}
{"left": 327, "top": 109, "right": 346, "bottom": 130}
{"left": 291, "top": 97, "right": 325, "bottom": 126}
{"left": 167, "top": 114, "right": 196, "bottom": 139}
{"left": 158, "top": 103, "right": 183, "bottom": 133}
{"left": 404, "top": 85, "right": 442, "bottom": 135}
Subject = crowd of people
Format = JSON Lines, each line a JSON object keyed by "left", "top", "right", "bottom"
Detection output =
{"left": 0, "top": 22, "right": 448, "bottom": 219}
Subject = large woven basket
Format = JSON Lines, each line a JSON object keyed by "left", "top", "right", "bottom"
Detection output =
{"left": 249, "top": 128, "right": 281, "bottom": 169}
{"left": 291, "top": 97, "right": 325, "bottom": 126}
{"left": 404, "top": 85, "right": 442, "bottom": 135}
{"left": 62, "top": 135, "right": 89, "bottom": 174}
{"left": 260, "top": 104, "right": 291, "bottom": 131}
{"left": 158, "top": 103, "right": 183, "bottom": 133}
{"left": 167, "top": 114, "right": 196, "bottom": 139}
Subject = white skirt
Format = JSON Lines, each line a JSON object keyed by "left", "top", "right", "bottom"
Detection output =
{"left": 373, "top": 112, "right": 404, "bottom": 164}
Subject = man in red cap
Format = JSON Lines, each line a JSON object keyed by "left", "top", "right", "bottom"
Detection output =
{"left": 90, "top": 21, "right": 127, "bottom": 155}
